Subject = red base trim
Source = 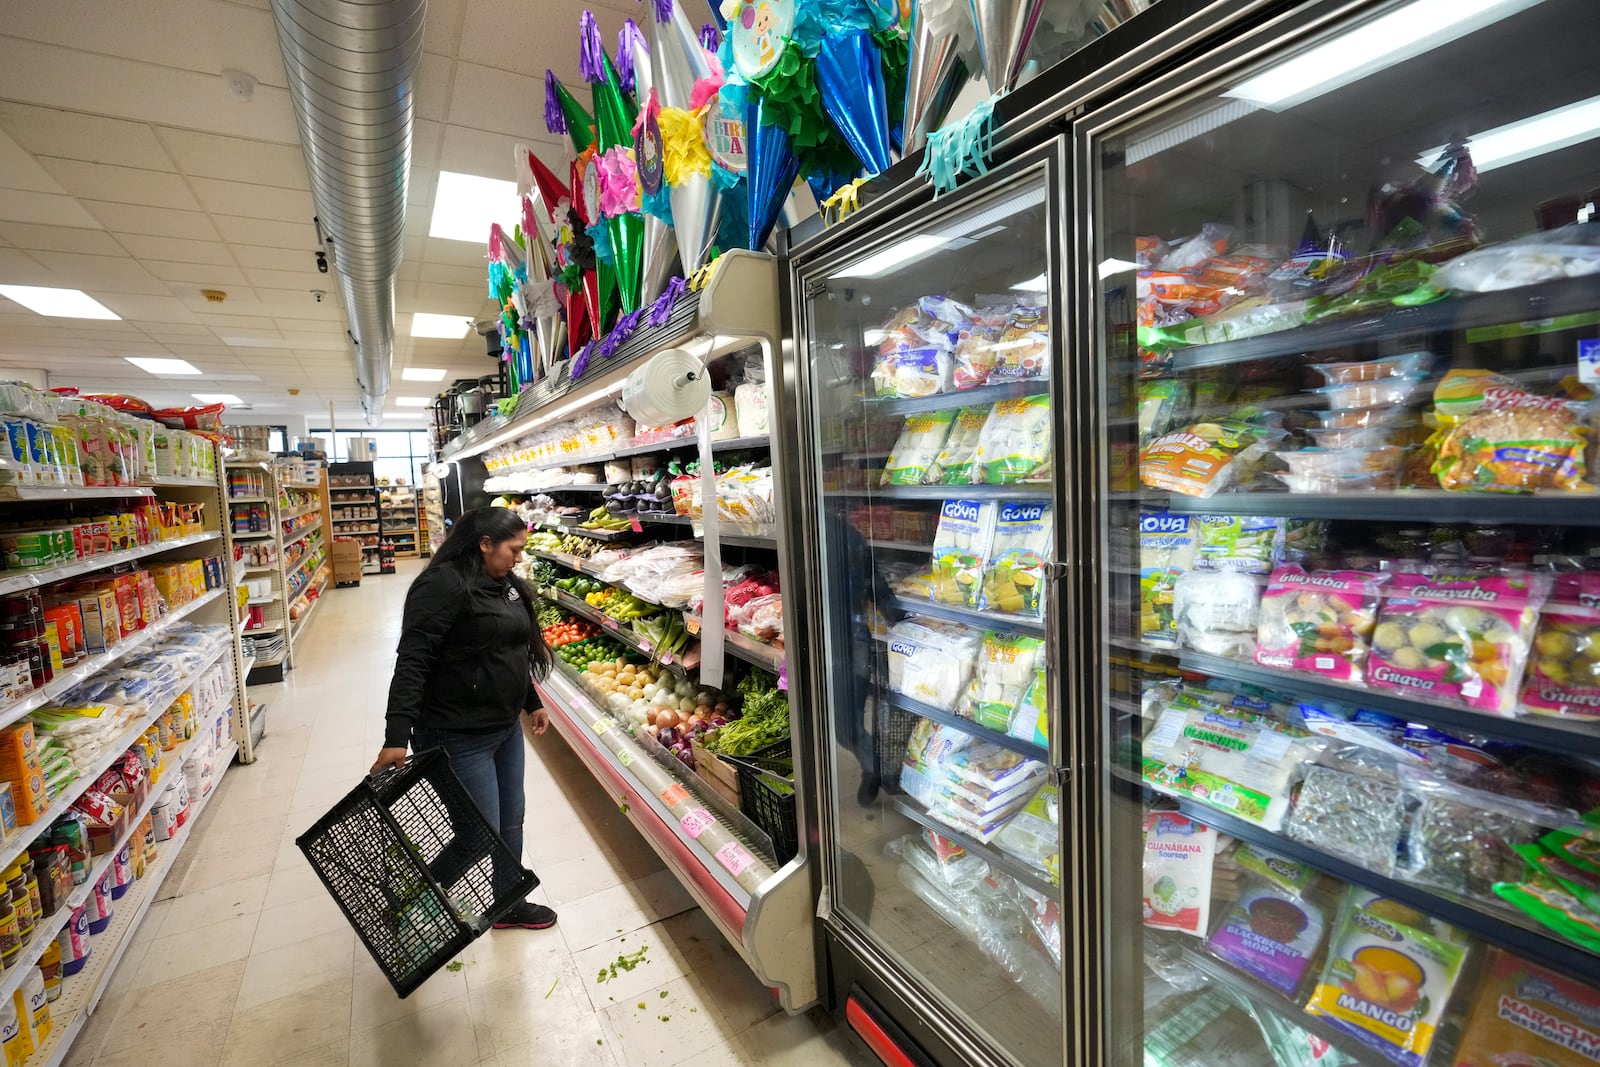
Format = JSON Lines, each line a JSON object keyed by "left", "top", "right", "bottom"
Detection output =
{"left": 846, "top": 995, "right": 920, "bottom": 1067}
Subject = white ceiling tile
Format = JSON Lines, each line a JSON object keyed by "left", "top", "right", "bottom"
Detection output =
{"left": 0, "top": 189, "right": 104, "bottom": 229}
{"left": 155, "top": 129, "right": 310, "bottom": 189}
{"left": 93, "top": 294, "right": 200, "bottom": 324}
{"left": 113, "top": 235, "right": 236, "bottom": 265}
{"left": 0, "top": 104, "right": 175, "bottom": 171}
{"left": 195, "top": 313, "right": 277, "bottom": 330}
{"left": 425, "top": 0, "right": 469, "bottom": 58}
{"left": 132, "top": 322, "right": 218, "bottom": 339}
{"left": 419, "top": 261, "right": 487, "bottom": 288}
{"left": 36, "top": 158, "right": 201, "bottom": 210}
{"left": 0, "top": 223, "right": 124, "bottom": 257}
{"left": 242, "top": 267, "right": 324, "bottom": 292}
{"left": 27, "top": 252, "right": 173, "bottom": 296}
{"left": 230, "top": 245, "right": 315, "bottom": 272}
{"left": 229, "top": 289, "right": 340, "bottom": 319}
{"left": 411, "top": 120, "right": 444, "bottom": 172}
{"left": 438, "top": 124, "right": 533, "bottom": 183}
{"left": 189, "top": 177, "right": 316, "bottom": 224}
{"left": 278, "top": 331, "right": 349, "bottom": 351}
{"left": 420, "top": 238, "right": 490, "bottom": 268}
{"left": 85, "top": 203, "right": 221, "bottom": 241}
{"left": 0, "top": 128, "right": 66, "bottom": 195}
{"left": 415, "top": 53, "right": 454, "bottom": 124}
{"left": 447, "top": 62, "right": 548, "bottom": 140}
{"left": 141, "top": 261, "right": 250, "bottom": 287}
{"left": 459, "top": 0, "right": 634, "bottom": 79}
{"left": 211, "top": 216, "right": 317, "bottom": 250}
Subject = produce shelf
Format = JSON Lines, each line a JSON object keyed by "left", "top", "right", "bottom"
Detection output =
{"left": 683, "top": 615, "right": 785, "bottom": 673}
{"left": 889, "top": 797, "right": 1055, "bottom": 899}
{"left": 0, "top": 531, "right": 220, "bottom": 597}
{"left": 880, "top": 689, "right": 1046, "bottom": 760}
{"left": 891, "top": 595, "right": 1047, "bottom": 637}
{"left": 1160, "top": 489, "right": 1600, "bottom": 526}
{"left": 864, "top": 380, "right": 1048, "bottom": 417}
{"left": 278, "top": 505, "right": 319, "bottom": 521}
{"left": 542, "top": 585, "right": 699, "bottom": 675}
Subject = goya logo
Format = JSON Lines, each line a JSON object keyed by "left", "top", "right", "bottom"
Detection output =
{"left": 889, "top": 642, "right": 919, "bottom": 657}
{"left": 942, "top": 500, "right": 981, "bottom": 523}
{"left": 1140, "top": 513, "right": 1189, "bottom": 534}
{"left": 1000, "top": 503, "right": 1046, "bottom": 523}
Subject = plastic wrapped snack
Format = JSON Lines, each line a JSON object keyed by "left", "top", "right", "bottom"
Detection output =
{"left": 924, "top": 405, "right": 990, "bottom": 484}
{"left": 882, "top": 411, "right": 955, "bottom": 485}
{"left": 1521, "top": 572, "right": 1600, "bottom": 720}
{"left": 1008, "top": 669, "right": 1048, "bottom": 747}
{"left": 951, "top": 308, "right": 1010, "bottom": 390}
{"left": 1284, "top": 765, "right": 1406, "bottom": 875}
{"left": 1194, "top": 514, "right": 1282, "bottom": 573}
{"left": 1173, "top": 569, "right": 1261, "bottom": 660}
{"left": 930, "top": 499, "right": 998, "bottom": 608}
{"left": 1206, "top": 879, "right": 1329, "bottom": 997}
{"left": 1308, "top": 351, "right": 1434, "bottom": 387}
{"left": 985, "top": 306, "right": 1049, "bottom": 384}
{"left": 1142, "top": 812, "right": 1219, "bottom": 937}
{"left": 980, "top": 502, "right": 1051, "bottom": 617}
{"left": 887, "top": 617, "right": 982, "bottom": 712}
{"left": 1367, "top": 571, "right": 1546, "bottom": 715}
{"left": 960, "top": 632, "right": 1043, "bottom": 730}
{"left": 900, "top": 719, "right": 975, "bottom": 806}
{"left": 1453, "top": 949, "right": 1600, "bottom": 1067}
{"left": 971, "top": 395, "right": 1052, "bottom": 484}
{"left": 1141, "top": 511, "right": 1196, "bottom": 648}
{"left": 1427, "top": 221, "right": 1600, "bottom": 294}
{"left": 995, "top": 783, "right": 1058, "bottom": 883}
{"left": 1253, "top": 567, "right": 1383, "bottom": 685}
{"left": 1429, "top": 370, "right": 1593, "bottom": 493}
{"left": 1140, "top": 418, "right": 1279, "bottom": 498}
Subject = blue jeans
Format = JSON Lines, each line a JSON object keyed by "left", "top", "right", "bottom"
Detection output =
{"left": 413, "top": 721, "right": 526, "bottom": 864}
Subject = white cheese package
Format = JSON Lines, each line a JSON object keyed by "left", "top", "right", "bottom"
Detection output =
{"left": 929, "top": 499, "right": 998, "bottom": 608}
{"left": 887, "top": 618, "right": 983, "bottom": 711}
{"left": 900, "top": 719, "right": 975, "bottom": 807}
{"left": 882, "top": 411, "right": 955, "bottom": 486}
{"left": 1174, "top": 569, "right": 1262, "bottom": 660}
{"left": 1140, "top": 511, "right": 1197, "bottom": 648}
{"left": 733, "top": 382, "right": 770, "bottom": 437}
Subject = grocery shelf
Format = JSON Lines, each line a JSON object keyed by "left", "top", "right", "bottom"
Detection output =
{"left": 541, "top": 586, "right": 698, "bottom": 675}
{"left": 289, "top": 584, "right": 325, "bottom": 644}
{"left": 683, "top": 614, "right": 785, "bottom": 673}
{"left": 719, "top": 531, "right": 778, "bottom": 549}
{"left": 881, "top": 690, "right": 1046, "bottom": 760}
{"left": 1160, "top": 489, "right": 1600, "bottom": 526}
{"left": 0, "top": 531, "right": 221, "bottom": 597}
{"left": 832, "top": 484, "right": 1050, "bottom": 501}
{"left": 889, "top": 797, "right": 1055, "bottom": 898}
{"left": 490, "top": 433, "right": 773, "bottom": 476}
{"left": 226, "top": 496, "right": 269, "bottom": 505}
{"left": 241, "top": 564, "right": 278, "bottom": 576}
{"left": 283, "top": 518, "right": 323, "bottom": 548}
{"left": 231, "top": 530, "right": 273, "bottom": 540}
{"left": 0, "top": 485, "right": 156, "bottom": 503}
{"left": 141, "top": 474, "right": 217, "bottom": 488}
{"left": 0, "top": 587, "right": 226, "bottom": 734}
{"left": 866, "top": 539, "right": 933, "bottom": 555}
{"left": 288, "top": 550, "right": 324, "bottom": 584}
{"left": 1166, "top": 274, "right": 1600, "bottom": 371}
{"left": 1177, "top": 648, "right": 1600, "bottom": 759}
{"left": 865, "top": 380, "right": 1048, "bottom": 417}
{"left": 279, "top": 505, "right": 319, "bottom": 521}
{"left": 334, "top": 527, "right": 380, "bottom": 535}
{"left": 891, "top": 595, "right": 1047, "bottom": 637}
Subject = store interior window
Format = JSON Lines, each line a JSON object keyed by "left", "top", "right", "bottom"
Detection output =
{"left": 312, "top": 429, "right": 433, "bottom": 485}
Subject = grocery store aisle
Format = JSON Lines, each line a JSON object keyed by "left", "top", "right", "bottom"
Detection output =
{"left": 62, "top": 561, "right": 869, "bottom": 1067}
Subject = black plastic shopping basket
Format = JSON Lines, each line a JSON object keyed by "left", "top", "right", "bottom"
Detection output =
{"left": 295, "top": 748, "right": 539, "bottom": 997}
{"left": 723, "top": 738, "right": 798, "bottom": 866}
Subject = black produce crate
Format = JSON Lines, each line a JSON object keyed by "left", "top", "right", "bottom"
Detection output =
{"left": 295, "top": 748, "right": 539, "bottom": 997}
{"left": 875, "top": 696, "right": 917, "bottom": 790}
{"left": 724, "top": 738, "right": 798, "bottom": 866}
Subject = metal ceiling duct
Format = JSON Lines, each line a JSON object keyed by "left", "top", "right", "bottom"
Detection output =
{"left": 270, "top": 0, "right": 426, "bottom": 424}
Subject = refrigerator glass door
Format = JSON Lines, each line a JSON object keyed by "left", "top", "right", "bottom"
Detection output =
{"left": 802, "top": 162, "right": 1063, "bottom": 1065}
{"left": 1093, "top": 1, "right": 1600, "bottom": 1064}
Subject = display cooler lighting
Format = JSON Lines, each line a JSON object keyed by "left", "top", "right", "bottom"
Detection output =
{"left": 1010, "top": 273, "right": 1047, "bottom": 291}
{"left": 1416, "top": 92, "right": 1600, "bottom": 172}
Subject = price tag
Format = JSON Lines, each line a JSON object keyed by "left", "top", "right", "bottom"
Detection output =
{"left": 618, "top": 748, "right": 635, "bottom": 767}
{"left": 660, "top": 782, "right": 690, "bottom": 807}
{"left": 661, "top": 652, "right": 674, "bottom": 665}
{"left": 777, "top": 663, "right": 788, "bottom": 691}
{"left": 1247, "top": 729, "right": 1291, "bottom": 767}
{"left": 680, "top": 808, "right": 715, "bottom": 839}
{"left": 716, "top": 841, "right": 756, "bottom": 876}
{"left": 1146, "top": 708, "right": 1185, "bottom": 753}
{"left": 630, "top": 517, "right": 644, "bottom": 533}
{"left": 591, "top": 717, "right": 611, "bottom": 735}
{"left": 602, "top": 617, "right": 618, "bottom": 629}
{"left": 1580, "top": 339, "right": 1600, "bottom": 386}
{"left": 684, "top": 615, "right": 701, "bottom": 636}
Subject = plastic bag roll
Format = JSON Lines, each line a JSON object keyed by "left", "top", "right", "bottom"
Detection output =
{"left": 622, "top": 348, "right": 712, "bottom": 426}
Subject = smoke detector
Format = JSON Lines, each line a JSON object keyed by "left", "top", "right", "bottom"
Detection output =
{"left": 201, "top": 289, "right": 227, "bottom": 303}
{"left": 222, "top": 69, "right": 257, "bottom": 101}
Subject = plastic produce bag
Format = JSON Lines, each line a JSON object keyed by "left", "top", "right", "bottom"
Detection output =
{"left": 886, "top": 618, "right": 982, "bottom": 711}
{"left": 887, "top": 834, "right": 991, "bottom": 892}
{"left": 971, "top": 396, "right": 1052, "bottom": 484}
{"left": 1253, "top": 567, "right": 1383, "bottom": 685}
{"left": 1426, "top": 221, "right": 1600, "bottom": 293}
{"left": 929, "top": 499, "right": 998, "bottom": 607}
{"left": 1007, "top": 669, "right": 1048, "bottom": 747}
{"left": 960, "top": 632, "right": 1043, "bottom": 730}
{"left": 995, "top": 782, "right": 1059, "bottom": 883}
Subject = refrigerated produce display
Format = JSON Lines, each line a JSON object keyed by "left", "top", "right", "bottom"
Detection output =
{"left": 1088, "top": 1, "right": 1600, "bottom": 1065}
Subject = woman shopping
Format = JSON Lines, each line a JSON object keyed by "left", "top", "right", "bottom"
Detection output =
{"left": 371, "top": 507, "right": 558, "bottom": 930}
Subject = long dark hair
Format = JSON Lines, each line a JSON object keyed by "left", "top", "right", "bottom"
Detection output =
{"left": 429, "top": 507, "right": 551, "bottom": 679}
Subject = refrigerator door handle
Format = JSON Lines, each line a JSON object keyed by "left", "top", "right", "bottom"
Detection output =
{"left": 1054, "top": 765, "right": 1072, "bottom": 788}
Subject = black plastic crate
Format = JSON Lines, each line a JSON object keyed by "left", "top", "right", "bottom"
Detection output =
{"left": 875, "top": 697, "right": 917, "bottom": 790}
{"left": 724, "top": 738, "right": 798, "bottom": 866}
{"left": 295, "top": 748, "right": 539, "bottom": 997}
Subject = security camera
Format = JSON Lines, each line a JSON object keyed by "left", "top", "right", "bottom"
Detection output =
{"left": 311, "top": 290, "right": 325, "bottom": 303}
{"left": 316, "top": 251, "right": 328, "bottom": 274}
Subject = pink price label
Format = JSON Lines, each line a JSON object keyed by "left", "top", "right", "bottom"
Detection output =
{"left": 716, "top": 841, "right": 756, "bottom": 876}
{"left": 777, "top": 663, "right": 788, "bottom": 691}
{"left": 680, "top": 808, "right": 714, "bottom": 839}
{"left": 660, "top": 783, "right": 690, "bottom": 807}
{"left": 602, "top": 617, "right": 617, "bottom": 629}
{"left": 629, "top": 517, "right": 643, "bottom": 533}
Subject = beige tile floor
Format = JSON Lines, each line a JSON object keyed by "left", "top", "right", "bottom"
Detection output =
{"left": 62, "top": 561, "right": 874, "bottom": 1067}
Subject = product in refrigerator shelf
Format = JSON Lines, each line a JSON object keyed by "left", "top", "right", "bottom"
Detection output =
{"left": 970, "top": 395, "right": 1051, "bottom": 484}
{"left": 1429, "top": 370, "right": 1593, "bottom": 493}
{"left": 1306, "top": 259, "right": 1439, "bottom": 322}
{"left": 1206, "top": 880, "right": 1329, "bottom": 996}
{"left": 1521, "top": 572, "right": 1600, "bottom": 720}
{"left": 1308, "top": 351, "right": 1434, "bottom": 387}
{"left": 1253, "top": 567, "right": 1383, "bottom": 684}
{"left": 1173, "top": 569, "right": 1261, "bottom": 660}
{"left": 929, "top": 745, "right": 1047, "bottom": 840}
{"left": 1008, "top": 669, "right": 1048, "bottom": 747}
{"left": 887, "top": 834, "right": 991, "bottom": 893}
{"left": 979, "top": 502, "right": 1051, "bottom": 617}
{"left": 1140, "top": 511, "right": 1196, "bottom": 648}
{"left": 959, "top": 632, "right": 1043, "bottom": 730}
{"left": 995, "top": 782, "right": 1059, "bottom": 883}
{"left": 929, "top": 499, "right": 997, "bottom": 607}
{"left": 1402, "top": 775, "right": 1555, "bottom": 898}
{"left": 1141, "top": 812, "right": 1219, "bottom": 937}
{"left": 1493, "top": 870, "right": 1600, "bottom": 955}
{"left": 1367, "top": 571, "right": 1545, "bottom": 715}
{"left": 1139, "top": 417, "right": 1279, "bottom": 497}
{"left": 1234, "top": 843, "right": 1317, "bottom": 897}
{"left": 1284, "top": 765, "right": 1407, "bottom": 875}
{"left": 924, "top": 405, "right": 990, "bottom": 484}
{"left": 1425, "top": 221, "right": 1600, "bottom": 294}
{"left": 882, "top": 411, "right": 955, "bottom": 485}
{"left": 872, "top": 346, "right": 953, "bottom": 399}
{"left": 899, "top": 719, "right": 972, "bottom": 808}
{"left": 733, "top": 382, "right": 770, "bottom": 438}
{"left": 1297, "top": 705, "right": 1416, "bottom": 762}
{"left": 1141, "top": 692, "right": 1313, "bottom": 830}
{"left": 1194, "top": 514, "right": 1282, "bottom": 573}
{"left": 950, "top": 308, "right": 1010, "bottom": 390}
{"left": 1453, "top": 948, "right": 1600, "bottom": 1067}
{"left": 1138, "top": 380, "right": 1191, "bottom": 442}
{"left": 886, "top": 617, "right": 982, "bottom": 711}
{"left": 1305, "top": 889, "right": 1467, "bottom": 1067}
{"left": 984, "top": 305, "right": 1049, "bottom": 384}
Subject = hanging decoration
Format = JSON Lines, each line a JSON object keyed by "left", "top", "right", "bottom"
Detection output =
{"left": 914, "top": 90, "right": 995, "bottom": 195}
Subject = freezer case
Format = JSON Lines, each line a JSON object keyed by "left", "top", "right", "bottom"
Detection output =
{"left": 1082, "top": 1, "right": 1600, "bottom": 1065}
{"left": 786, "top": 150, "right": 1069, "bottom": 1066}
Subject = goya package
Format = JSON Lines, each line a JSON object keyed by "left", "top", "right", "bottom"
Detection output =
{"left": 1207, "top": 880, "right": 1329, "bottom": 996}
{"left": 1368, "top": 571, "right": 1547, "bottom": 715}
{"left": 882, "top": 411, "right": 955, "bottom": 485}
{"left": 960, "top": 632, "right": 1043, "bottom": 730}
{"left": 1195, "top": 514, "right": 1283, "bottom": 573}
{"left": 1142, "top": 812, "right": 1218, "bottom": 937}
{"left": 925, "top": 405, "right": 990, "bottom": 484}
{"left": 930, "top": 499, "right": 997, "bottom": 607}
{"left": 971, "top": 395, "right": 1051, "bottom": 484}
{"left": 1254, "top": 567, "right": 1384, "bottom": 684}
{"left": 1453, "top": 949, "right": 1600, "bottom": 1067}
{"left": 887, "top": 618, "right": 982, "bottom": 711}
{"left": 1140, "top": 511, "right": 1196, "bottom": 648}
{"left": 1140, "top": 418, "right": 1277, "bottom": 498}
{"left": 1521, "top": 572, "right": 1600, "bottom": 720}
{"left": 1306, "top": 891, "right": 1467, "bottom": 1067}
{"left": 1431, "top": 370, "right": 1594, "bottom": 493}
{"left": 980, "top": 502, "right": 1051, "bottom": 617}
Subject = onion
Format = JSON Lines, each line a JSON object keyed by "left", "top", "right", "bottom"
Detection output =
{"left": 659, "top": 727, "right": 679, "bottom": 747}
{"left": 707, "top": 715, "right": 729, "bottom": 729}
{"left": 695, "top": 692, "right": 712, "bottom": 706}
{"left": 693, "top": 704, "right": 711, "bottom": 719}
{"left": 645, "top": 724, "right": 659, "bottom": 736}
{"left": 656, "top": 709, "right": 681, "bottom": 729}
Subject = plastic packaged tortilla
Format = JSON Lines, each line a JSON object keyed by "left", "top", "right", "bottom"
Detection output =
{"left": 960, "top": 632, "right": 1043, "bottom": 730}
{"left": 1284, "top": 765, "right": 1407, "bottom": 875}
{"left": 971, "top": 395, "right": 1052, "bottom": 484}
{"left": 1174, "top": 569, "right": 1261, "bottom": 660}
{"left": 1207, "top": 879, "right": 1329, "bottom": 996}
{"left": 1140, "top": 418, "right": 1279, "bottom": 498}
{"left": 1452, "top": 948, "right": 1600, "bottom": 1067}
{"left": 985, "top": 306, "right": 1049, "bottom": 384}
{"left": 930, "top": 499, "right": 998, "bottom": 608}
{"left": 1305, "top": 889, "right": 1468, "bottom": 1067}
{"left": 1008, "top": 669, "right": 1048, "bottom": 747}
{"left": 1194, "top": 514, "right": 1283, "bottom": 573}
{"left": 1253, "top": 567, "right": 1383, "bottom": 685}
{"left": 980, "top": 502, "right": 1051, "bottom": 617}
{"left": 1429, "top": 371, "right": 1593, "bottom": 493}
{"left": 925, "top": 405, "right": 990, "bottom": 485}
{"left": 872, "top": 346, "right": 953, "bottom": 399}
{"left": 1141, "top": 511, "right": 1197, "bottom": 648}
{"left": 951, "top": 309, "right": 1009, "bottom": 390}
{"left": 1139, "top": 380, "right": 1191, "bottom": 442}
{"left": 882, "top": 411, "right": 955, "bottom": 486}
{"left": 887, "top": 617, "right": 983, "bottom": 712}
{"left": 1142, "top": 812, "right": 1219, "bottom": 937}
{"left": 1521, "top": 572, "right": 1600, "bottom": 720}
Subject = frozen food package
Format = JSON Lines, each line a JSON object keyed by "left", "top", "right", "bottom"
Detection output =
{"left": 1253, "top": 567, "right": 1383, "bottom": 684}
{"left": 1367, "top": 571, "right": 1547, "bottom": 715}
{"left": 887, "top": 834, "right": 991, "bottom": 892}
{"left": 995, "top": 783, "right": 1059, "bottom": 882}
{"left": 900, "top": 718, "right": 975, "bottom": 806}
{"left": 1453, "top": 948, "right": 1600, "bottom": 1067}
{"left": 1140, "top": 418, "right": 1280, "bottom": 498}
{"left": 1206, "top": 880, "right": 1329, "bottom": 997}
{"left": 1142, "top": 812, "right": 1219, "bottom": 937}
{"left": 1493, "top": 870, "right": 1600, "bottom": 955}
{"left": 1427, "top": 221, "right": 1600, "bottom": 294}
{"left": 960, "top": 632, "right": 1043, "bottom": 730}
{"left": 1521, "top": 572, "right": 1600, "bottom": 720}
{"left": 971, "top": 395, "right": 1052, "bottom": 484}
{"left": 1284, "top": 765, "right": 1406, "bottom": 875}
{"left": 1305, "top": 890, "right": 1467, "bottom": 1067}
{"left": 985, "top": 306, "right": 1049, "bottom": 384}
{"left": 882, "top": 411, "right": 955, "bottom": 486}
{"left": 886, "top": 617, "right": 983, "bottom": 711}
{"left": 925, "top": 405, "right": 990, "bottom": 485}
{"left": 1158, "top": 224, "right": 1235, "bottom": 271}
{"left": 1308, "top": 351, "right": 1434, "bottom": 387}
{"left": 1233, "top": 844, "right": 1317, "bottom": 897}
{"left": 1141, "top": 691, "right": 1314, "bottom": 830}
{"left": 1138, "top": 380, "right": 1191, "bottom": 443}
{"left": 980, "top": 502, "right": 1051, "bottom": 617}
{"left": 1140, "top": 511, "right": 1196, "bottom": 649}
{"left": 1173, "top": 569, "right": 1261, "bottom": 660}
{"left": 1008, "top": 669, "right": 1048, "bottom": 748}
{"left": 1194, "top": 514, "right": 1283, "bottom": 573}
{"left": 951, "top": 309, "right": 1009, "bottom": 390}
{"left": 930, "top": 499, "right": 998, "bottom": 608}
{"left": 1429, "top": 370, "right": 1593, "bottom": 493}
{"left": 872, "top": 346, "right": 954, "bottom": 399}
{"left": 1401, "top": 777, "right": 1550, "bottom": 897}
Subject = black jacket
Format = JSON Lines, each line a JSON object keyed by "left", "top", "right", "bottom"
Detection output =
{"left": 384, "top": 565, "right": 540, "bottom": 747}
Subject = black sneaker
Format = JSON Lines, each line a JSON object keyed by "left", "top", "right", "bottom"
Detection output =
{"left": 493, "top": 902, "right": 558, "bottom": 930}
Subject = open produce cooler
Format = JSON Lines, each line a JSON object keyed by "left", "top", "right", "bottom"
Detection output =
{"left": 1082, "top": 1, "right": 1600, "bottom": 1065}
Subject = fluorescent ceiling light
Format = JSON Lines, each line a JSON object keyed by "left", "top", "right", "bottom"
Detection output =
{"left": 0, "top": 285, "right": 120, "bottom": 320}
{"left": 1011, "top": 274, "right": 1047, "bottom": 291}
{"left": 831, "top": 236, "right": 947, "bottom": 280}
{"left": 401, "top": 367, "right": 448, "bottom": 381}
{"left": 394, "top": 397, "right": 432, "bottom": 407}
{"left": 410, "top": 314, "right": 471, "bottom": 339}
{"left": 1099, "top": 259, "right": 1139, "bottom": 279}
{"left": 862, "top": 329, "right": 887, "bottom": 345}
{"left": 125, "top": 357, "right": 201, "bottom": 376}
{"left": 1417, "top": 93, "right": 1600, "bottom": 173}
{"left": 428, "top": 171, "right": 518, "bottom": 243}
{"left": 192, "top": 393, "right": 241, "bottom": 405}
{"left": 1225, "top": 0, "right": 1543, "bottom": 111}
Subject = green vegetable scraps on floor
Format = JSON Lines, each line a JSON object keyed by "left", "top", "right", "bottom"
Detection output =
{"left": 659, "top": 1015, "right": 671, "bottom": 1023}
{"left": 545, "top": 978, "right": 558, "bottom": 999}
{"left": 619, "top": 802, "right": 629, "bottom": 814}
{"left": 638, "top": 1002, "right": 647, "bottom": 1010}
{"left": 444, "top": 961, "right": 464, "bottom": 973}
{"left": 596, "top": 945, "right": 649, "bottom": 983}
{"left": 659, "top": 991, "right": 668, "bottom": 998}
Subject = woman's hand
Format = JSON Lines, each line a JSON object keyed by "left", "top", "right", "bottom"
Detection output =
{"left": 526, "top": 708, "right": 550, "bottom": 735}
{"left": 371, "top": 747, "right": 409, "bottom": 774}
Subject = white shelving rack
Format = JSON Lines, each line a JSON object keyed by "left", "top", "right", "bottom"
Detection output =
{"left": 379, "top": 483, "right": 420, "bottom": 559}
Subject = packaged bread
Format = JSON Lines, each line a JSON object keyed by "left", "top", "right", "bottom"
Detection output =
{"left": 1430, "top": 370, "right": 1594, "bottom": 493}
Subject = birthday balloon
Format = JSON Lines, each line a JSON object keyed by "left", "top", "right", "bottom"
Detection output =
{"left": 746, "top": 92, "right": 800, "bottom": 250}
{"left": 815, "top": 30, "right": 893, "bottom": 174}
{"left": 967, "top": 0, "right": 1044, "bottom": 93}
